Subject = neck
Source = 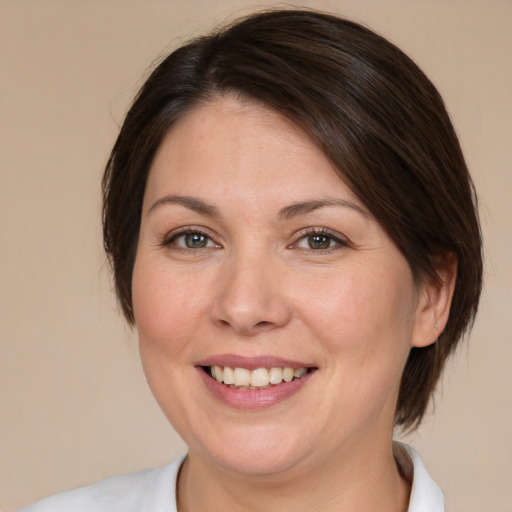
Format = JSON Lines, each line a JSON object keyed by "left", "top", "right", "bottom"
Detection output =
{"left": 177, "top": 440, "right": 411, "bottom": 512}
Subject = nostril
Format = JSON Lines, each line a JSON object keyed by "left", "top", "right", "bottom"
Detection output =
{"left": 256, "top": 321, "right": 272, "bottom": 327}
{"left": 215, "top": 318, "right": 234, "bottom": 329}
{"left": 216, "top": 316, "right": 275, "bottom": 330}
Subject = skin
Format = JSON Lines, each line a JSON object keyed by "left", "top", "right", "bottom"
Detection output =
{"left": 132, "top": 96, "right": 456, "bottom": 512}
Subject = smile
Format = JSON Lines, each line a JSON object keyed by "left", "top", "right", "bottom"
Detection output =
{"left": 197, "top": 357, "right": 317, "bottom": 408}
{"left": 207, "top": 366, "right": 311, "bottom": 389}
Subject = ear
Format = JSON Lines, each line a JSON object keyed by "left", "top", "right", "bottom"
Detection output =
{"left": 411, "top": 253, "right": 458, "bottom": 348}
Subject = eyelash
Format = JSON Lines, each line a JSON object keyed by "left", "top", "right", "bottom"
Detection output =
{"left": 162, "top": 227, "right": 220, "bottom": 251}
{"left": 161, "top": 227, "right": 350, "bottom": 253}
{"left": 292, "top": 228, "right": 350, "bottom": 254}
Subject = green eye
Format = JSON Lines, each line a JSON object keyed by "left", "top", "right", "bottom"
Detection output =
{"left": 167, "top": 231, "right": 217, "bottom": 249}
{"left": 294, "top": 230, "right": 347, "bottom": 252}
{"left": 307, "top": 235, "right": 332, "bottom": 250}
{"left": 184, "top": 233, "right": 209, "bottom": 248}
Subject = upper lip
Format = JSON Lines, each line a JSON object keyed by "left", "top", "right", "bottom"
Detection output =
{"left": 196, "top": 354, "right": 315, "bottom": 370}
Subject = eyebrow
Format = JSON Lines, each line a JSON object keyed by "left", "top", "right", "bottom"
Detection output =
{"left": 148, "top": 195, "right": 220, "bottom": 217}
{"left": 278, "top": 198, "right": 369, "bottom": 220}
{"left": 148, "top": 195, "right": 368, "bottom": 220}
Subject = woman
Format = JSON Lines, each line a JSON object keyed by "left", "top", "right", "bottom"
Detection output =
{"left": 19, "top": 9, "right": 482, "bottom": 512}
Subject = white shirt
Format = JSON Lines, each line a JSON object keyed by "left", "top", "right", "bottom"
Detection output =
{"left": 18, "top": 443, "right": 444, "bottom": 512}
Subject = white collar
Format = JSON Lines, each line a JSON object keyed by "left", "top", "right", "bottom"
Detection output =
{"left": 393, "top": 442, "right": 445, "bottom": 512}
{"left": 173, "top": 445, "right": 444, "bottom": 512}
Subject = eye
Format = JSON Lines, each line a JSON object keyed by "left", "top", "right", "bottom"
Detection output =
{"left": 301, "top": 234, "right": 335, "bottom": 250}
{"left": 294, "top": 229, "right": 348, "bottom": 252}
{"left": 166, "top": 230, "right": 219, "bottom": 250}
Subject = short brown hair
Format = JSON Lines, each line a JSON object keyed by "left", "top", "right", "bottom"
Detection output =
{"left": 103, "top": 9, "right": 482, "bottom": 429}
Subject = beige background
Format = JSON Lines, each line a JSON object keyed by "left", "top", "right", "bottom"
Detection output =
{"left": 1, "top": 1, "right": 511, "bottom": 510}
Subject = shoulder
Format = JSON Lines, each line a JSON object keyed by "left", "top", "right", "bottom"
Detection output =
{"left": 17, "top": 456, "right": 185, "bottom": 512}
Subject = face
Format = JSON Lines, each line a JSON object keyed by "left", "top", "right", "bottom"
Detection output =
{"left": 133, "top": 96, "right": 426, "bottom": 478}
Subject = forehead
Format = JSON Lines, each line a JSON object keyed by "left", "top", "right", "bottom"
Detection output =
{"left": 153, "top": 96, "right": 320, "bottom": 171}
{"left": 144, "top": 96, "right": 363, "bottom": 211}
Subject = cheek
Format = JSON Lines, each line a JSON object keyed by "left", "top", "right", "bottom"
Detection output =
{"left": 131, "top": 258, "right": 210, "bottom": 425}
{"left": 132, "top": 257, "right": 208, "bottom": 355}
{"left": 298, "top": 260, "right": 416, "bottom": 369}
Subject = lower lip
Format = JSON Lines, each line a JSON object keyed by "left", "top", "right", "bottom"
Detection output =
{"left": 197, "top": 368, "right": 315, "bottom": 409}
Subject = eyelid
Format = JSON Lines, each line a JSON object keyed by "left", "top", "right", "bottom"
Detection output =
{"left": 161, "top": 226, "right": 221, "bottom": 249}
{"left": 159, "top": 225, "right": 351, "bottom": 252}
{"left": 290, "top": 227, "right": 352, "bottom": 251}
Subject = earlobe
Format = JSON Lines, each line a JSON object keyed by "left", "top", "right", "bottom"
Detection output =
{"left": 411, "top": 253, "right": 458, "bottom": 348}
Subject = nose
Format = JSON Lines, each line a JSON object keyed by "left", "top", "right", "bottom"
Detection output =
{"left": 210, "top": 251, "right": 293, "bottom": 336}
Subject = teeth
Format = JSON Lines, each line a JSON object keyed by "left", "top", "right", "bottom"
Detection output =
{"left": 269, "top": 367, "right": 283, "bottom": 384}
{"left": 223, "top": 366, "right": 235, "bottom": 385}
{"left": 294, "top": 368, "right": 307, "bottom": 378}
{"left": 233, "top": 367, "right": 251, "bottom": 386}
{"left": 250, "top": 368, "right": 270, "bottom": 387}
{"left": 208, "top": 366, "right": 310, "bottom": 388}
{"left": 283, "top": 367, "right": 294, "bottom": 382}
{"left": 213, "top": 365, "right": 223, "bottom": 382}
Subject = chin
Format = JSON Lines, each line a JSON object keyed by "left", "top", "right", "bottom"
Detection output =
{"left": 188, "top": 421, "right": 314, "bottom": 477}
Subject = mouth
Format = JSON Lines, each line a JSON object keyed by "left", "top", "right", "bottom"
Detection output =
{"left": 197, "top": 356, "right": 317, "bottom": 408}
{"left": 202, "top": 365, "right": 316, "bottom": 390}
